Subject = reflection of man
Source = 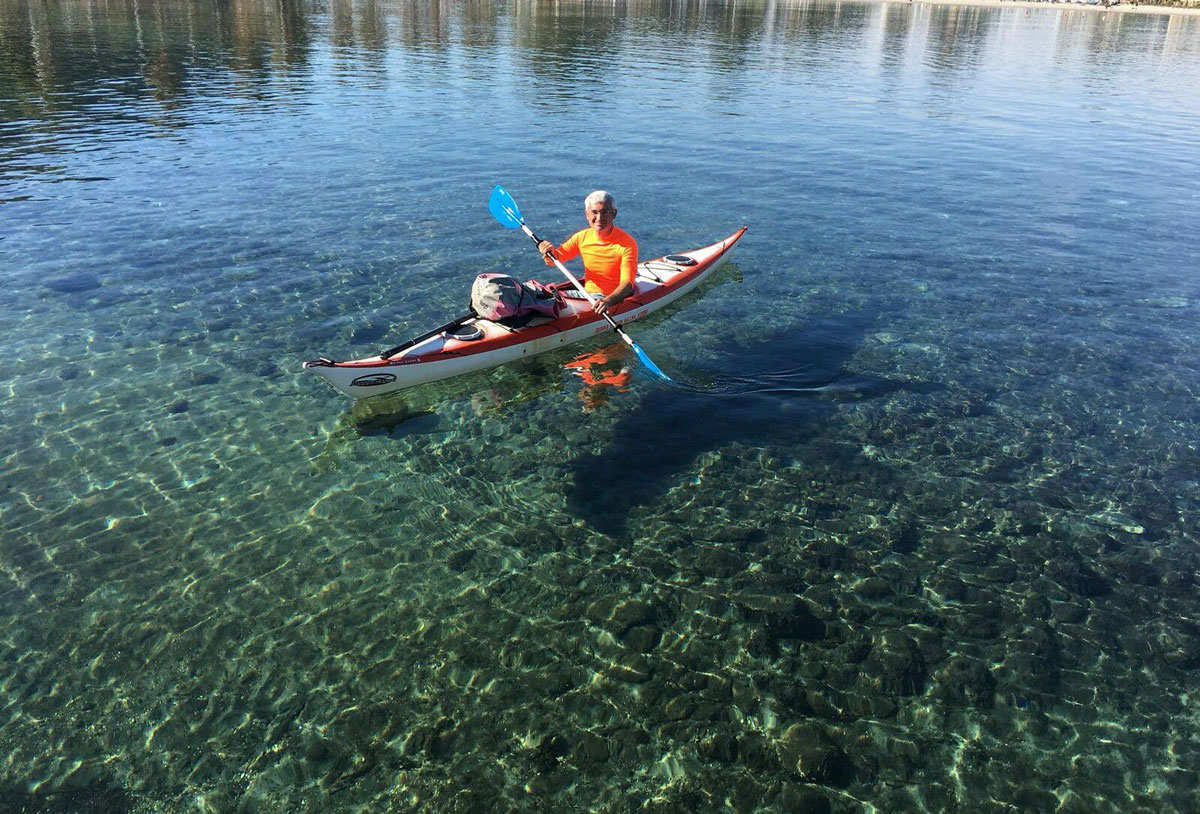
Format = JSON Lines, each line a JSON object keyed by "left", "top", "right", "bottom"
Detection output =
{"left": 537, "top": 191, "right": 637, "bottom": 317}
{"left": 565, "top": 343, "right": 631, "bottom": 411}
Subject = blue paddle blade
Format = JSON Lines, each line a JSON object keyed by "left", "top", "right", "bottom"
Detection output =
{"left": 488, "top": 184, "right": 524, "bottom": 229}
{"left": 631, "top": 342, "right": 673, "bottom": 383}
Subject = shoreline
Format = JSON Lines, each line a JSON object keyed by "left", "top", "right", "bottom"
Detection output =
{"left": 909, "top": 0, "right": 1200, "bottom": 15}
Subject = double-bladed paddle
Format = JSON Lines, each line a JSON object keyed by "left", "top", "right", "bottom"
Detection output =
{"left": 487, "top": 184, "right": 673, "bottom": 383}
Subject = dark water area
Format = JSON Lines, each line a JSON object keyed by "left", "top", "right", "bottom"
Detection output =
{"left": 3, "top": 0, "right": 1200, "bottom": 811}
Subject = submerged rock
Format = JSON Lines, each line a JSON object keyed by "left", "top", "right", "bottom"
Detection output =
{"left": 621, "top": 624, "right": 662, "bottom": 653}
{"left": 775, "top": 783, "right": 833, "bottom": 814}
{"left": 695, "top": 546, "right": 747, "bottom": 578}
{"left": 863, "top": 631, "right": 928, "bottom": 696}
{"left": 1162, "top": 568, "right": 1195, "bottom": 595}
{"left": 805, "top": 688, "right": 852, "bottom": 721}
{"left": 1152, "top": 622, "right": 1200, "bottom": 672}
{"left": 888, "top": 520, "right": 922, "bottom": 554}
{"left": 401, "top": 716, "right": 457, "bottom": 761}
{"left": 1045, "top": 555, "right": 1111, "bottom": 598}
{"left": 737, "top": 732, "right": 779, "bottom": 773}
{"left": 608, "top": 727, "right": 651, "bottom": 763}
{"left": 1050, "top": 599, "right": 1087, "bottom": 625}
{"left": 532, "top": 733, "right": 569, "bottom": 772}
{"left": 768, "top": 680, "right": 812, "bottom": 717}
{"left": 573, "top": 731, "right": 610, "bottom": 767}
{"left": 447, "top": 548, "right": 477, "bottom": 572}
{"left": 303, "top": 733, "right": 336, "bottom": 764}
{"left": 697, "top": 731, "right": 739, "bottom": 763}
{"left": 855, "top": 576, "right": 894, "bottom": 600}
{"left": 806, "top": 539, "right": 852, "bottom": 571}
{"left": 731, "top": 774, "right": 765, "bottom": 814}
{"left": 43, "top": 272, "right": 101, "bottom": 293}
{"left": 735, "top": 593, "right": 826, "bottom": 654}
{"left": 587, "top": 597, "right": 658, "bottom": 636}
{"left": 933, "top": 655, "right": 997, "bottom": 708}
{"left": 703, "top": 674, "right": 734, "bottom": 701}
{"left": 1002, "top": 624, "right": 1062, "bottom": 695}
{"left": 1108, "top": 556, "right": 1160, "bottom": 587}
{"left": 663, "top": 694, "right": 697, "bottom": 721}
{"left": 606, "top": 652, "right": 653, "bottom": 683}
{"left": 778, "top": 722, "right": 854, "bottom": 787}
{"left": 448, "top": 786, "right": 499, "bottom": 814}
{"left": 954, "top": 605, "right": 1003, "bottom": 641}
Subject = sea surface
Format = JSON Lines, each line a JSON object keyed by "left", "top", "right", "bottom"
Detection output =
{"left": 3, "top": 0, "right": 1200, "bottom": 811}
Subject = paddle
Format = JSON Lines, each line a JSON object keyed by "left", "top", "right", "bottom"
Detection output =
{"left": 378, "top": 312, "right": 474, "bottom": 360}
{"left": 487, "top": 184, "right": 673, "bottom": 383}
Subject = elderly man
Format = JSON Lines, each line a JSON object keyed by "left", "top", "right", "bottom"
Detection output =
{"left": 537, "top": 190, "right": 637, "bottom": 316}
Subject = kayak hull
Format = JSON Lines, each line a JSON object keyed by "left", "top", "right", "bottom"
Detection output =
{"left": 304, "top": 228, "right": 746, "bottom": 399}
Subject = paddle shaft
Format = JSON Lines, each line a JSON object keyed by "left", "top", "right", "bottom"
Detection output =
{"left": 519, "top": 224, "right": 636, "bottom": 349}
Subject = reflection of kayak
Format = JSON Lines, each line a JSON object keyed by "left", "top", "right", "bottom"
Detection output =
{"left": 304, "top": 228, "right": 746, "bottom": 399}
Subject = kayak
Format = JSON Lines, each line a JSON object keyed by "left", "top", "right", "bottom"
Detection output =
{"left": 303, "top": 227, "right": 747, "bottom": 399}
{"left": 304, "top": 228, "right": 746, "bottom": 399}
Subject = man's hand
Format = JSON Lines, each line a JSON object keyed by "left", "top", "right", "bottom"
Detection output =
{"left": 537, "top": 240, "right": 554, "bottom": 258}
{"left": 593, "top": 281, "right": 633, "bottom": 316}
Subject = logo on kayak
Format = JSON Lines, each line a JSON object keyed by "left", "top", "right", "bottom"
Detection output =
{"left": 351, "top": 373, "right": 397, "bottom": 387}
{"left": 595, "top": 313, "right": 641, "bottom": 335}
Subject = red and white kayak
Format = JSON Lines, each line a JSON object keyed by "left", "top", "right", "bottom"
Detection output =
{"left": 303, "top": 227, "right": 747, "bottom": 399}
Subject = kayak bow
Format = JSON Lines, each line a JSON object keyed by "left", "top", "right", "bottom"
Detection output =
{"left": 303, "top": 227, "right": 747, "bottom": 399}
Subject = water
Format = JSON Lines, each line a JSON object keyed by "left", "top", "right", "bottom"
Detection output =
{"left": 3, "top": 0, "right": 1200, "bottom": 810}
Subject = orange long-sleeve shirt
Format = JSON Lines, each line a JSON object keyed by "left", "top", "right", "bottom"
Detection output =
{"left": 549, "top": 227, "right": 638, "bottom": 296}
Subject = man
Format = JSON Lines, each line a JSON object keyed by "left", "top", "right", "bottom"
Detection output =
{"left": 537, "top": 190, "right": 637, "bottom": 316}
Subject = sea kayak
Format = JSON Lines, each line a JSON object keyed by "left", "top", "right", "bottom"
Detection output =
{"left": 303, "top": 227, "right": 747, "bottom": 399}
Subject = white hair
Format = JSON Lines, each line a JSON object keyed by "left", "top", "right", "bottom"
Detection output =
{"left": 584, "top": 190, "right": 615, "bottom": 210}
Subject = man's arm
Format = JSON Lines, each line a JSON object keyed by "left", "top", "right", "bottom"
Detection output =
{"left": 594, "top": 281, "right": 634, "bottom": 315}
{"left": 538, "top": 233, "right": 581, "bottom": 265}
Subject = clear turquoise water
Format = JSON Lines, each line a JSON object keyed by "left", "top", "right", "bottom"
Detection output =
{"left": 3, "top": 0, "right": 1200, "bottom": 810}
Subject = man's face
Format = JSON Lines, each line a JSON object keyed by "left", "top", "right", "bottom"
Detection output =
{"left": 586, "top": 201, "right": 616, "bottom": 236}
